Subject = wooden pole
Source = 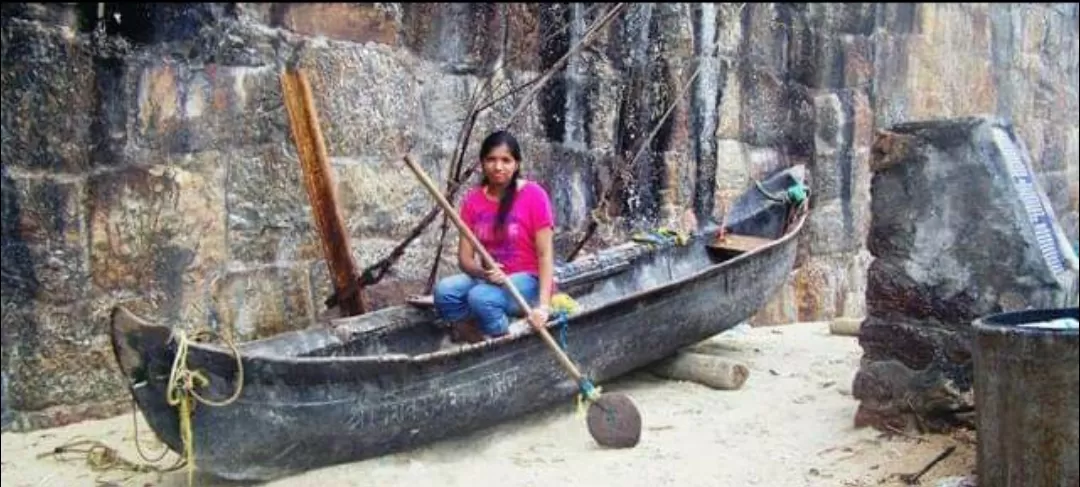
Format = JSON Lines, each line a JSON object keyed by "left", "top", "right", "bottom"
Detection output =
{"left": 280, "top": 68, "right": 367, "bottom": 317}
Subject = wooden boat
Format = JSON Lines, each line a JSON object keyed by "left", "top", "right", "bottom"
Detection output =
{"left": 109, "top": 165, "right": 810, "bottom": 481}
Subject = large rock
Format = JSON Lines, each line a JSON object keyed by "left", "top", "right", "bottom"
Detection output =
{"left": 852, "top": 116, "right": 1079, "bottom": 432}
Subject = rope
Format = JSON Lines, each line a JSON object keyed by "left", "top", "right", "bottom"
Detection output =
{"left": 553, "top": 312, "right": 570, "bottom": 350}
{"left": 754, "top": 180, "right": 787, "bottom": 203}
{"left": 166, "top": 329, "right": 245, "bottom": 487}
{"left": 575, "top": 378, "right": 604, "bottom": 417}
{"left": 35, "top": 435, "right": 185, "bottom": 485}
{"left": 630, "top": 227, "right": 690, "bottom": 247}
{"left": 541, "top": 293, "right": 599, "bottom": 414}
{"left": 38, "top": 328, "right": 244, "bottom": 487}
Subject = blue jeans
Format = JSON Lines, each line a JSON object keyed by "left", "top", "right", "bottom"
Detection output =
{"left": 433, "top": 272, "right": 541, "bottom": 336}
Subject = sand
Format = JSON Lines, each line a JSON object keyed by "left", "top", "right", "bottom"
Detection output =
{"left": 1, "top": 322, "right": 976, "bottom": 487}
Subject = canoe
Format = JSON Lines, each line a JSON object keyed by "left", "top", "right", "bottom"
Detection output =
{"left": 109, "top": 164, "right": 810, "bottom": 481}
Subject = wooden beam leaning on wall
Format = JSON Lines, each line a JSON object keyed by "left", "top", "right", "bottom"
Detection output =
{"left": 280, "top": 68, "right": 368, "bottom": 317}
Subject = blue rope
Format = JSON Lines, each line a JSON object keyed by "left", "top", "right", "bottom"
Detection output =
{"left": 552, "top": 311, "right": 570, "bottom": 350}
{"left": 578, "top": 378, "right": 598, "bottom": 399}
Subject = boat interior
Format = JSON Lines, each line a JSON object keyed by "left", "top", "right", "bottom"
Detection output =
{"left": 173, "top": 166, "right": 808, "bottom": 360}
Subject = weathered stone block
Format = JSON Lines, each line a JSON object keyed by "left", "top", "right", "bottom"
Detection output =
{"left": 809, "top": 3, "right": 879, "bottom": 36}
{"left": 837, "top": 249, "right": 873, "bottom": 318}
{"left": 749, "top": 270, "right": 798, "bottom": 326}
{"left": 583, "top": 56, "right": 623, "bottom": 151}
{"left": 793, "top": 255, "right": 844, "bottom": 322}
{"left": 801, "top": 199, "right": 856, "bottom": 256}
{"left": 4, "top": 305, "right": 125, "bottom": 411}
{"left": 501, "top": 3, "right": 542, "bottom": 72}
{"left": 904, "top": 7, "right": 997, "bottom": 119}
{"left": 850, "top": 89, "right": 874, "bottom": 151}
{"left": 876, "top": 3, "right": 920, "bottom": 34}
{"left": 841, "top": 35, "right": 874, "bottom": 88}
{"left": 715, "top": 58, "right": 742, "bottom": 140}
{"left": 211, "top": 266, "right": 313, "bottom": 341}
{"left": 88, "top": 155, "right": 228, "bottom": 324}
{"left": 870, "top": 32, "right": 913, "bottom": 129}
{"left": 298, "top": 42, "right": 468, "bottom": 159}
{"left": 276, "top": 3, "right": 400, "bottom": 46}
{"left": 521, "top": 141, "right": 598, "bottom": 235}
{"left": 747, "top": 145, "right": 794, "bottom": 185}
{"left": 0, "top": 20, "right": 94, "bottom": 172}
{"left": 131, "top": 61, "right": 286, "bottom": 154}
{"left": 740, "top": 3, "right": 789, "bottom": 77}
{"left": 0, "top": 172, "right": 88, "bottom": 304}
{"left": 226, "top": 144, "right": 321, "bottom": 264}
{"left": 333, "top": 151, "right": 453, "bottom": 240}
{"left": 401, "top": 3, "right": 500, "bottom": 73}
{"left": 793, "top": 30, "right": 875, "bottom": 91}
{"left": 738, "top": 63, "right": 792, "bottom": 149}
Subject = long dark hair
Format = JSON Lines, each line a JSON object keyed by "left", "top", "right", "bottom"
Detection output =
{"left": 478, "top": 130, "right": 523, "bottom": 239}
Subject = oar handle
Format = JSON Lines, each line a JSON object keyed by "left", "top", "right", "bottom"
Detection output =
{"left": 402, "top": 155, "right": 585, "bottom": 383}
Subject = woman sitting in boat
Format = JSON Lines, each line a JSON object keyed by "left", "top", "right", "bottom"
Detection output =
{"left": 433, "top": 130, "right": 556, "bottom": 343}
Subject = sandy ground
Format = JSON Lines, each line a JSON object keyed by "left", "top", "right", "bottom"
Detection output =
{"left": 1, "top": 322, "right": 976, "bottom": 487}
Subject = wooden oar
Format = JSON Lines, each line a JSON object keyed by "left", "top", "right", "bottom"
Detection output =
{"left": 401, "top": 154, "right": 642, "bottom": 449}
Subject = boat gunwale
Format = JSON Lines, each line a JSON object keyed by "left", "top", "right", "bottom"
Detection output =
{"left": 132, "top": 206, "right": 807, "bottom": 368}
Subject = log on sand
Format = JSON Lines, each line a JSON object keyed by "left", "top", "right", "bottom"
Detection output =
{"left": 651, "top": 351, "right": 750, "bottom": 390}
{"left": 829, "top": 316, "right": 863, "bottom": 336}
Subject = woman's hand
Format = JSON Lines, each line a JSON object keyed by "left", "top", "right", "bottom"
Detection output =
{"left": 528, "top": 305, "right": 550, "bottom": 331}
{"left": 484, "top": 264, "right": 507, "bottom": 285}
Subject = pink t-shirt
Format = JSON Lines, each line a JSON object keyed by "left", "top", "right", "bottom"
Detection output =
{"left": 460, "top": 180, "right": 555, "bottom": 276}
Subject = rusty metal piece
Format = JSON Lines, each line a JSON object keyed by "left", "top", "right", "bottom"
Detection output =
{"left": 280, "top": 69, "right": 367, "bottom": 317}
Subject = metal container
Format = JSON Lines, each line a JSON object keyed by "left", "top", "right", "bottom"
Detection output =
{"left": 973, "top": 307, "right": 1079, "bottom": 487}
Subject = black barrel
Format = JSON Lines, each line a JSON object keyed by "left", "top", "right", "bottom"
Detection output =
{"left": 973, "top": 307, "right": 1079, "bottom": 487}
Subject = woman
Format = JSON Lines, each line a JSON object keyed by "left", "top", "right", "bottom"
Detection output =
{"left": 433, "top": 130, "right": 556, "bottom": 343}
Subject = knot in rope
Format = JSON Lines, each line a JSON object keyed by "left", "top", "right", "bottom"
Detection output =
{"left": 575, "top": 378, "right": 604, "bottom": 416}
{"left": 163, "top": 328, "right": 245, "bottom": 487}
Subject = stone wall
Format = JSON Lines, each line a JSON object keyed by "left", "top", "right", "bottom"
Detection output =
{"left": 1, "top": 2, "right": 1077, "bottom": 430}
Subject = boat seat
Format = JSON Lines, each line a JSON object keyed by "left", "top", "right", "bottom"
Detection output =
{"left": 707, "top": 233, "right": 774, "bottom": 253}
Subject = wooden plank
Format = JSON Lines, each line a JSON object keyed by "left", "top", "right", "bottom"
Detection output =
{"left": 281, "top": 69, "right": 368, "bottom": 316}
{"left": 708, "top": 233, "right": 774, "bottom": 253}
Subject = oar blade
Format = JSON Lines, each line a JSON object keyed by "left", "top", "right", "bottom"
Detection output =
{"left": 586, "top": 393, "right": 642, "bottom": 448}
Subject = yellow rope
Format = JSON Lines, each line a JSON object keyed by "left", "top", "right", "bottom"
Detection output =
{"left": 165, "top": 328, "right": 245, "bottom": 487}
{"left": 36, "top": 436, "right": 184, "bottom": 485}
{"left": 38, "top": 328, "right": 244, "bottom": 487}
{"left": 575, "top": 385, "right": 603, "bottom": 417}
